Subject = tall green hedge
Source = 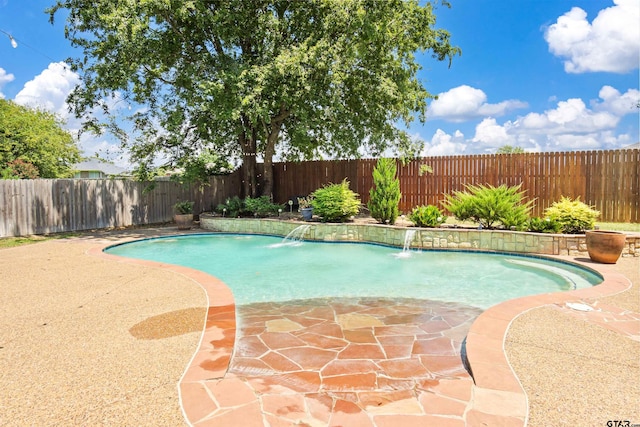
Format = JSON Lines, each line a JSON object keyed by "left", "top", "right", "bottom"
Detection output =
{"left": 368, "top": 158, "right": 401, "bottom": 225}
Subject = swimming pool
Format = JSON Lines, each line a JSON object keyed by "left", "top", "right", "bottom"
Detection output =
{"left": 106, "top": 233, "right": 601, "bottom": 309}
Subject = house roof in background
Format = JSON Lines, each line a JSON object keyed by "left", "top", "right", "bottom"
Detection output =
{"left": 74, "top": 159, "right": 128, "bottom": 175}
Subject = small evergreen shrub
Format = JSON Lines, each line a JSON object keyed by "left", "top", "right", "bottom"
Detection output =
{"left": 543, "top": 196, "right": 600, "bottom": 234}
{"left": 216, "top": 196, "right": 245, "bottom": 217}
{"left": 500, "top": 207, "right": 531, "bottom": 231}
{"left": 311, "top": 179, "right": 361, "bottom": 222}
{"left": 443, "top": 183, "right": 533, "bottom": 230}
{"left": 368, "top": 158, "right": 401, "bottom": 225}
{"left": 527, "top": 217, "right": 563, "bottom": 233}
{"left": 244, "top": 196, "right": 283, "bottom": 217}
{"left": 408, "top": 205, "right": 445, "bottom": 227}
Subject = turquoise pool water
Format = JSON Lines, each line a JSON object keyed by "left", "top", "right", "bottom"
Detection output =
{"left": 106, "top": 234, "right": 602, "bottom": 309}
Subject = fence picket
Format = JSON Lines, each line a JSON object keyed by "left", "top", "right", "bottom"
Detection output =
{"left": 1, "top": 149, "right": 637, "bottom": 237}
{"left": 270, "top": 149, "right": 638, "bottom": 223}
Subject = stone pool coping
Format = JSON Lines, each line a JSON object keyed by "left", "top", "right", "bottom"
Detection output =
{"left": 463, "top": 260, "right": 632, "bottom": 425}
{"left": 93, "top": 224, "right": 634, "bottom": 426}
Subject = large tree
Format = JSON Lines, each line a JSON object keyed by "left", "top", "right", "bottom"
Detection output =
{"left": 49, "top": 0, "right": 460, "bottom": 197}
{"left": 0, "top": 99, "right": 81, "bottom": 178}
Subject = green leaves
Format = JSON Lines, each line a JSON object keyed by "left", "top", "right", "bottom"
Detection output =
{"left": 544, "top": 197, "right": 600, "bottom": 234}
{"left": 311, "top": 179, "right": 361, "bottom": 222}
{"left": 172, "top": 150, "right": 233, "bottom": 188}
{"left": 0, "top": 99, "right": 80, "bottom": 178}
{"left": 409, "top": 205, "right": 445, "bottom": 228}
{"left": 368, "top": 158, "right": 401, "bottom": 224}
{"left": 443, "top": 184, "right": 533, "bottom": 230}
{"left": 244, "top": 196, "right": 283, "bottom": 217}
{"left": 50, "top": 0, "right": 460, "bottom": 195}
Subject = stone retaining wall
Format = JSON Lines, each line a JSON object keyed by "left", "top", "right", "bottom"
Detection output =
{"left": 199, "top": 215, "right": 639, "bottom": 257}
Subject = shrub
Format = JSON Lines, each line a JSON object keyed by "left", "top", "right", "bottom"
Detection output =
{"left": 443, "top": 183, "right": 533, "bottom": 230}
{"left": 527, "top": 217, "right": 563, "bottom": 233}
{"left": 216, "top": 196, "right": 245, "bottom": 217}
{"left": 368, "top": 158, "right": 401, "bottom": 225}
{"left": 311, "top": 179, "right": 361, "bottom": 222}
{"left": 408, "top": 205, "right": 445, "bottom": 227}
{"left": 244, "top": 196, "right": 283, "bottom": 217}
{"left": 173, "top": 201, "right": 194, "bottom": 214}
{"left": 2, "top": 159, "right": 40, "bottom": 179}
{"left": 500, "top": 207, "right": 531, "bottom": 231}
{"left": 543, "top": 196, "right": 600, "bottom": 234}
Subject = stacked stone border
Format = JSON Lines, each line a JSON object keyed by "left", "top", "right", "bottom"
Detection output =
{"left": 200, "top": 215, "right": 639, "bottom": 257}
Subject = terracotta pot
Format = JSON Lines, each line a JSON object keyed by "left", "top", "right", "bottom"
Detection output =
{"left": 174, "top": 214, "right": 193, "bottom": 230}
{"left": 585, "top": 230, "right": 626, "bottom": 264}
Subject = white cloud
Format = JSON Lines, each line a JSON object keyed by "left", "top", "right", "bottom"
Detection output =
{"left": 545, "top": 0, "right": 640, "bottom": 73}
{"left": 428, "top": 85, "right": 637, "bottom": 154}
{"left": 0, "top": 67, "right": 15, "bottom": 99}
{"left": 12, "top": 62, "right": 130, "bottom": 166}
{"left": 471, "top": 118, "right": 514, "bottom": 149}
{"left": 511, "top": 90, "right": 630, "bottom": 148}
{"left": 519, "top": 97, "right": 620, "bottom": 135}
{"left": 420, "top": 129, "right": 467, "bottom": 156}
{"left": 593, "top": 86, "right": 640, "bottom": 116}
{"left": 428, "top": 85, "right": 527, "bottom": 122}
{"left": 14, "top": 62, "right": 79, "bottom": 119}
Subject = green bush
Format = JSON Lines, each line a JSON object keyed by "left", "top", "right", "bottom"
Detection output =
{"left": 244, "top": 196, "right": 283, "bottom": 217}
{"left": 173, "top": 201, "right": 194, "bottom": 214}
{"left": 527, "top": 216, "right": 563, "bottom": 233}
{"left": 216, "top": 196, "right": 245, "bottom": 217}
{"left": 543, "top": 196, "right": 600, "bottom": 234}
{"left": 311, "top": 179, "right": 361, "bottom": 222}
{"left": 443, "top": 183, "right": 533, "bottom": 230}
{"left": 500, "top": 206, "right": 531, "bottom": 231}
{"left": 368, "top": 158, "right": 401, "bottom": 225}
{"left": 408, "top": 205, "right": 445, "bottom": 227}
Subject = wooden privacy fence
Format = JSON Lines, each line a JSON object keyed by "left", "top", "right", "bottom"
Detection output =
{"left": 272, "top": 149, "right": 639, "bottom": 223}
{"left": 1, "top": 149, "right": 637, "bottom": 237}
{"left": 0, "top": 171, "right": 240, "bottom": 237}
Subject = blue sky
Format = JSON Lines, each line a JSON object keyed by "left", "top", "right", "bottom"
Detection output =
{"left": 0, "top": 0, "right": 638, "bottom": 166}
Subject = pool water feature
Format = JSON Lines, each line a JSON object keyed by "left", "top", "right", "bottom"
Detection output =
{"left": 107, "top": 234, "right": 601, "bottom": 310}
{"left": 395, "top": 229, "right": 417, "bottom": 258}
{"left": 274, "top": 224, "right": 310, "bottom": 246}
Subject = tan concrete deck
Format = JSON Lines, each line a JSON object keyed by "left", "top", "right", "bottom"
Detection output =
{"left": 1, "top": 226, "right": 637, "bottom": 426}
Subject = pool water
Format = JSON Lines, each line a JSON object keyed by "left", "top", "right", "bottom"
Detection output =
{"left": 106, "top": 234, "right": 601, "bottom": 309}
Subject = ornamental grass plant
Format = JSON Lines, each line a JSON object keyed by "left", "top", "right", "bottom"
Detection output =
{"left": 443, "top": 183, "right": 533, "bottom": 230}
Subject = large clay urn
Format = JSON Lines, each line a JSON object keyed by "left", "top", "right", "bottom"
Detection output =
{"left": 174, "top": 213, "right": 193, "bottom": 230}
{"left": 585, "top": 230, "right": 626, "bottom": 264}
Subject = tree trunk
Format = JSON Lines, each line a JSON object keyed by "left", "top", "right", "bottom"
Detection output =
{"left": 262, "top": 153, "right": 273, "bottom": 199}
{"left": 239, "top": 127, "right": 257, "bottom": 198}
{"left": 261, "top": 106, "right": 289, "bottom": 199}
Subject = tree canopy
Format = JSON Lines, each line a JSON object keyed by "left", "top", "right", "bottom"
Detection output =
{"left": 496, "top": 145, "right": 525, "bottom": 154}
{"left": 0, "top": 99, "right": 81, "bottom": 178}
{"left": 49, "top": 0, "right": 460, "bottom": 196}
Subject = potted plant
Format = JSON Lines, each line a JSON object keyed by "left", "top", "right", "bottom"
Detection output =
{"left": 585, "top": 230, "right": 626, "bottom": 264}
{"left": 173, "top": 201, "right": 194, "bottom": 230}
{"left": 297, "top": 196, "right": 314, "bottom": 221}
